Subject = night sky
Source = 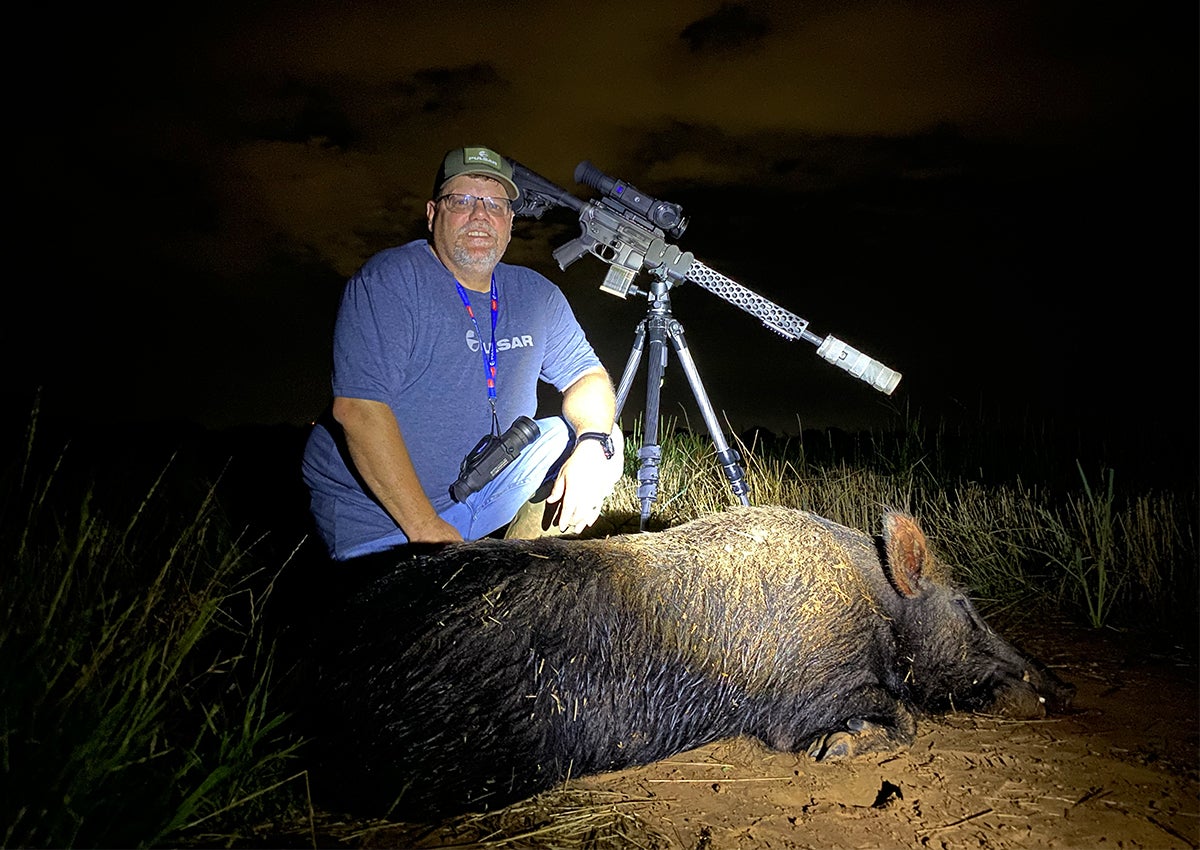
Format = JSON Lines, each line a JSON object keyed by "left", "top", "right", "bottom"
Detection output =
{"left": 8, "top": 2, "right": 1196, "bottom": 476}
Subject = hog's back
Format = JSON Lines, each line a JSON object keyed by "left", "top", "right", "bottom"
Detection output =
{"left": 600, "top": 505, "right": 892, "bottom": 671}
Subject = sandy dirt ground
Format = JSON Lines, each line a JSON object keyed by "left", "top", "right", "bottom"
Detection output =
{"left": 285, "top": 616, "right": 1199, "bottom": 850}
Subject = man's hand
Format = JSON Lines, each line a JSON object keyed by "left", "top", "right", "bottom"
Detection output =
{"left": 545, "top": 427, "right": 624, "bottom": 534}
{"left": 403, "top": 514, "right": 465, "bottom": 544}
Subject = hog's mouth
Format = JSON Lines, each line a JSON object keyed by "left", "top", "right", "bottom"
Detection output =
{"left": 990, "top": 668, "right": 1077, "bottom": 718}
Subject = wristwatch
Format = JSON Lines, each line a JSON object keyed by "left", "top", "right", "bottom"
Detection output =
{"left": 575, "top": 431, "right": 615, "bottom": 460}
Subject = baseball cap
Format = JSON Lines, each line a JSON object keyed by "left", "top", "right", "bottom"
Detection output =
{"left": 435, "top": 146, "right": 520, "bottom": 200}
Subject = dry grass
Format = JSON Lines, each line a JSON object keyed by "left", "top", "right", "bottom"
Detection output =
{"left": 248, "top": 788, "right": 670, "bottom": 850}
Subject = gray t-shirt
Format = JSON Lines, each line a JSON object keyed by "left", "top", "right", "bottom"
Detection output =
{"left": 302, "top": 239, "right": 602, "bottom": 551}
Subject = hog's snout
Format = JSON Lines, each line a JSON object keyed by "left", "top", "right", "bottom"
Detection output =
{"left": 991, "top": 666, "right": 1076, "bottom": 718}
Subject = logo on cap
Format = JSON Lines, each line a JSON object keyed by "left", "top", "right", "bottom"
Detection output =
{"left": 463, "top": 147, "right": 502, "bottom": 169}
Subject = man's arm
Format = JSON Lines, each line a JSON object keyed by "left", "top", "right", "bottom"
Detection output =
{"left": 331, "top": 396, "right": 463, "bottom": 543}
{"left": 560, "top": 367, "right": 617, "bottom": 437}
{"left": 547, "top": 368, "right": 625, "bottom": 533}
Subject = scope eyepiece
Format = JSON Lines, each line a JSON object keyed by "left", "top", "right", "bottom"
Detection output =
{"left": 574, "top": 160, "right": 688, "bottom": 240}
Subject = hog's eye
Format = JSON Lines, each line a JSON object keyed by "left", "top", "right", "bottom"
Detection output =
{"left": 953, "top": 597, "right": 982, "bottom": 630}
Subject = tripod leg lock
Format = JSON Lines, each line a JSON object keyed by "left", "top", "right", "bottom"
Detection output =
{"left": 636, "top": 444, "right": 661, "bottom": 501}
{"left": 716, "top": 448, "right": 751, "bottom": 503}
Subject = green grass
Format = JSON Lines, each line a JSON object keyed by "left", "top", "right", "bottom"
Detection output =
{"left": 0, "top": 403, "right": 309, "bottom": 848}
{"left": 1, "top": 402, "right": 1195, "bottom": 847}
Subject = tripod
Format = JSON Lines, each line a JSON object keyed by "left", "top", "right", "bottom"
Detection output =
{"left": 613, "top": 268, "right": 750, "bottom": 530}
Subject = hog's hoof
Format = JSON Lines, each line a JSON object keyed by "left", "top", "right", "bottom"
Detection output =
{"left": 808, "top": 731, "right": 856, "bottom": 760}
{"left": 807, "top": 718, "right": 890, "bottom": 761}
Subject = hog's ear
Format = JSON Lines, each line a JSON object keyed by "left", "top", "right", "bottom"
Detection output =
{"left": 882, "top": 512, "right": 928, "bottom": 598}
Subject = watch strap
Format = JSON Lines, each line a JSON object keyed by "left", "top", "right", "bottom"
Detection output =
{"left": 575, "top": 431, "right": 615, "bottom": 459}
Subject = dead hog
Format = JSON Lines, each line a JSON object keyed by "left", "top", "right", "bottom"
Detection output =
{"left": 305, "top": 505, "right": 1074, "bottom": 819}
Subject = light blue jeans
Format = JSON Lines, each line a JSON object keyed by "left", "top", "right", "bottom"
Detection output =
{"left": 336, "top": 416, "right": 570, "bottom": 559}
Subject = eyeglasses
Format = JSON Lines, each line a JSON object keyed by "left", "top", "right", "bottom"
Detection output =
{"left": 437, "top": 193, "right": 512, "bottom": 215}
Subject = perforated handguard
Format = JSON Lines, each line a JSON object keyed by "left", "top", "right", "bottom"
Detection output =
{"left": 684, "top": 260, "right": 901, "bottom": 395}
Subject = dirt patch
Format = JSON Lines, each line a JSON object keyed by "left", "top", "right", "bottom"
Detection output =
{"left": 312, "top": 620, "right": 1197, "bottom": 850}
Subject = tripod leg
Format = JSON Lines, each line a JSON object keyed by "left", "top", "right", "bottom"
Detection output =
{"left": 665, "top": 319, "right": 750, "bottom": 506}
{"left": 614, "top": 320, "right": 646, "bottom": 419}
{"left": 612, "top": 318, "right": 663, "bottom": 530}
{"left": 636, "top": 312, "right": 670, "bottom": 529}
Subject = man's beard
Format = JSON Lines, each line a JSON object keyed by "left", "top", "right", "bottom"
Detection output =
{"left": 449, "top": 227, "right": 504, "bottom": 274}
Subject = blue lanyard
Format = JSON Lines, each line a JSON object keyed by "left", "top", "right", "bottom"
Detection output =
{"left": 455, "top": 275, "right": 499, "bottom": 418}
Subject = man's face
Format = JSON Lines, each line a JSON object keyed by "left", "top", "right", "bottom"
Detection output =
{"left": 427, "top": 174, "right": 514, "bottom": 283}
